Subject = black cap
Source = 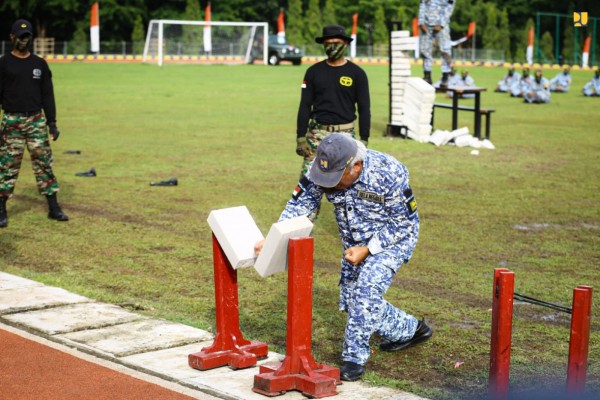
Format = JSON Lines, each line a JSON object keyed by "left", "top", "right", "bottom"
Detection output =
{"left": 315, "top": 25, "right": 353, "bottom": 44}
{"left": 12, "top": 19, "right": 33, "bottom": 37}
{"left": 309, "top": 133, "right": 357, "bottom": 188}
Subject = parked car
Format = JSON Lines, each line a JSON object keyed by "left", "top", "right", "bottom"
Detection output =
{"left": 267, "top": 35, "right": 303, "bottom": 66}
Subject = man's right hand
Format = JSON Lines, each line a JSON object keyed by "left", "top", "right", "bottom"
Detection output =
{"left": 295, "top": 136, "right": 312, "bottom": 157}
{"left": 254, "top": 239, "right": 266, "bottom": 256}
{"left": 420, "top": 24, "right": 428, "bottom": 34}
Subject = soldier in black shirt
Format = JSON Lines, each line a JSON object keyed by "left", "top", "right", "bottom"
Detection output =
{"left": 295, "top": 25, "right": 371, "bottom": 179}
{"left": 0, "top": 19, "right": 68, "bottom": 228}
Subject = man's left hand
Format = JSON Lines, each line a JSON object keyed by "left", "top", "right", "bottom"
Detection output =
{"left": 344, "top": 246, "right": 370, "bottom": 266}
{"left": 48, "top": 122, "right": 60, "bottom": 141}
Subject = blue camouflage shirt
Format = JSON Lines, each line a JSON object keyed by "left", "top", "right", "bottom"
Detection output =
{"left": 280, "top": 150, "right": 419, "bottom": 269}
{"left": 419, "top": 0, "right": 455, "bottom": 27}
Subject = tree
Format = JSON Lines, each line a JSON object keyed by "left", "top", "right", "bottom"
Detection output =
{"left": 540, "top": 31, "right": 554, "bottom": 64}
{"left": 286, "top": 0, "right": 304, "bottom": 47}
{"left": 181, "top": 0, "right": 202, "bottom": 54}
{"left": 514, "top": 18, "right": 534, "bottom": 63}
{"left": 372, "top": 4, "right": 388, "bottom": 48}
{"left": 498, "top": 8, "right": 511, "bottom": 60}
{"left": 303, "top": 0, "right": 322, "bottom": 44}
{"left": 322, "top": 0, "right": 337, "bottom": 26}
{"left": 131, "top": 14, "right": 145, "bottom": 55}
{"left": 482, "top": 3, "right": 500, "bottom": 51}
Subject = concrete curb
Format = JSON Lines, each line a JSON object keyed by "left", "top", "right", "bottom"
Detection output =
{"left": 0, "top": 271, "right": 427, "bottom": 400}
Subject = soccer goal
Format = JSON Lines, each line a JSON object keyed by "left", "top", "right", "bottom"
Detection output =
{"left": 143, "top": 20, "right": 269, "bottom": 66}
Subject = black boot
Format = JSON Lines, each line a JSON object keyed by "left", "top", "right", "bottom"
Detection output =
{"left": 440, "top": 72, "right": 449, "bottom": 88}
{"left": 46, "top": 193, "right": 69, "bottom": 221}
{"left": 423, "top": 71, "right": 432, "bottom": 85}
{"left": 0, "top": 196, "right": 7, "bottom": 228}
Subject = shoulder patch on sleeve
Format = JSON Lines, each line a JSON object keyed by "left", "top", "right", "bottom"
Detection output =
{"left": 404, "top": 187, "right": 417, "bottom": 216}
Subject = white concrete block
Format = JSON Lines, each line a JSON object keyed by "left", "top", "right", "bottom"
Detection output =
{"left": 390, "top": 30, "right": 410, "bottom": 38}
{"left": 207, "top": 206, "right": 264, "bottom": 269}
{"left": 254, "top": 216, "right": 313, "bottom": 278}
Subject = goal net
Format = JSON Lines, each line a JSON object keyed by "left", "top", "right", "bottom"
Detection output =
{"left": 143, "top": 20, "right": 268, "bottom": 66}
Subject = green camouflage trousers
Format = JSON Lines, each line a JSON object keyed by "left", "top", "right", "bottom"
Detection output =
{"left": 299, "top": 120, "right": 355, "bottom": 177}
{"left": 0, "top": 112, "right": 59, "bottom": 197}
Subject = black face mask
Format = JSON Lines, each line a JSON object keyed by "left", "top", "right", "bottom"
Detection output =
{"left": 324, "top": 42, "right": 347, "bottom": 61}
{"left": 535, "top": 76, "right": 542, "bottom": 83}
{"left": 13, "top": 34, "right": 31, "bottom": 52}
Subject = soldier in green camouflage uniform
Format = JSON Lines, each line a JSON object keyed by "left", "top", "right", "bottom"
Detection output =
{"left": 1, "top": 113, "right": 59, "bottom": 195}
{"left": 295, "top": 26, "right": 370, "bottom": 221}
{"left": 0, "top": 19, "right": 68, "bottom": 228}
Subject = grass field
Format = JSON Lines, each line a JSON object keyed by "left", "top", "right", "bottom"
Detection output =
{"left": 0, "top": 60, "right": 598, "bottom": 399}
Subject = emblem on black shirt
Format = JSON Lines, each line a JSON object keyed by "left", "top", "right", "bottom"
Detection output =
{"left": 33, "top": 69, "right": 42, "bottom": 79}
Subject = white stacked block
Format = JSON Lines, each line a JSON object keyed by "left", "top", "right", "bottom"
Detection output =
{"left": 254, "top": 216, "right": 313, "bottom": 278}
{"left": 389, "top": 30, "right": 417, "bottom": 128}
{"left": 403, "top": 77, "right": 435, "bottom": 141}
{"left": 207, "top": 206, "right": 264, "bottom": 269}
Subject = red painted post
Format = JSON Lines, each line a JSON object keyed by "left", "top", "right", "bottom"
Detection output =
{"left": 253, "top": 237, "right": 340, "bottom": 398}
{"left": 489, "top": 268, "right": 515, "bottom": 400}
{"left": 189, "top": 234, "right": 268, "bottom": 370}
{"left": 566, "top": 285, "right": 593, "bottom": 394}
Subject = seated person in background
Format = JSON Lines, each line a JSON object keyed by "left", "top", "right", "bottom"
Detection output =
{"left": 495, "top": 66, "right": 520, "bottom": 92}
{"left": 435, "top": 66, "right": 459, "bottom": 87}
{"left": 549, "top": 66, "right": 572, "bottom": 92}
{"left": 524, "top": 69, "right": 550, "bottom": 104}
{"left": 510, "top": 67, "right": 531, "bottom": 98}
{"left": 446, "top": 70, "right": 475, "bottom": 99}
{"left": 582, "top": 68, "right": 600, "bottom": 96}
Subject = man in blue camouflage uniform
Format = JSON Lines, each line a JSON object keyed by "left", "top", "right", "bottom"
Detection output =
{"left": 495, "top": 66, "right": 520, "bottom": 93}
{"left": 582, "top": 68, "right": 600, "bottom": 96}
{"left": 549, "top": 66, "right": 572, "bottom": 92}
{"left": 0, "top": 19, "right": 68, "bottom": 228}
{"left": 419, "top": 0, "right": 455, "bottom": 86}
{"left": 524, "top": 69, "right": 550, "bottom": 104}
{"left": 256, "top": 133, "right": 432, "bottom": 382}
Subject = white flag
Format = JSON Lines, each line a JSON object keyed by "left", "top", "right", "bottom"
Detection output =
{"left": 90, "top": 2, "right": 100, "bottom": 53}
{"left": 204, "top": 2, "right": 212, "bottom": 53}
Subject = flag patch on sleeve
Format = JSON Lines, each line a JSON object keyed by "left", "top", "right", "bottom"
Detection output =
{"left": 292, "top": 176, "right": 310, "bottom": 199}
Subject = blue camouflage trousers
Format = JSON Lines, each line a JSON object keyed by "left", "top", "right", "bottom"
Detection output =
{"left": 420, "top": 25, "right": 452, "bottom": 73}
{"left": 0, "top": 112, "right": 59, "bottom": 197}
{"left": 339, "top": 251, "right": 418, "bottom": 365}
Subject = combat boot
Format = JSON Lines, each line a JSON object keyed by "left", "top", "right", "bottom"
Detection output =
{"left": 0, "top": 196, "right": 7, "bottom": 228}
{"left": 423, "top": 71, "right": 432, "bottom": 85}
{"left": 440, "top": 72, "right": 449, "bottom": 88}
{"left": 46, "top": 193, "right": 69, "bottom": 222}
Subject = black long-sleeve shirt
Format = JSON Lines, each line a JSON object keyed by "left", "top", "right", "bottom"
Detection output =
{"left": 0, "top": 52, "right": 57, "bottom": 122}
{"left": 297, "top": 60, "right": 371, "bottom": 141}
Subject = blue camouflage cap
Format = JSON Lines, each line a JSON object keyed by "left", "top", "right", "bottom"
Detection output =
{"left": 310, "top": 133, "right": 357, "bottom": 188}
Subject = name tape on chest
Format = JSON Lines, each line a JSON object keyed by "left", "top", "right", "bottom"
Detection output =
{"left": 357, "top": 190, "right": 384, "bottom": 203}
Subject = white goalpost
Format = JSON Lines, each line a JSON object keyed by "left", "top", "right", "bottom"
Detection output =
{"left": 143, "top": 20, "right": 269, "bottom": 66}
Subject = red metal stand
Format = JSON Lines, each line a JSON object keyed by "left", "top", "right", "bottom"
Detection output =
{"left": 189, "top": 234, "right": 268, "bottom": 370}
{"left": 488, "top": 268, "right": 514, "bottom": 400}
{"left": 566, "top": 285, "right": 593, "bottom": 394}
{"left": 253, "top": 237, "right": 340, "bottom": 398}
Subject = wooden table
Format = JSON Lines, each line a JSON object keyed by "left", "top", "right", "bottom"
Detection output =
{"left": 434, "top": 86, "right": 488, "bottom": 139}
